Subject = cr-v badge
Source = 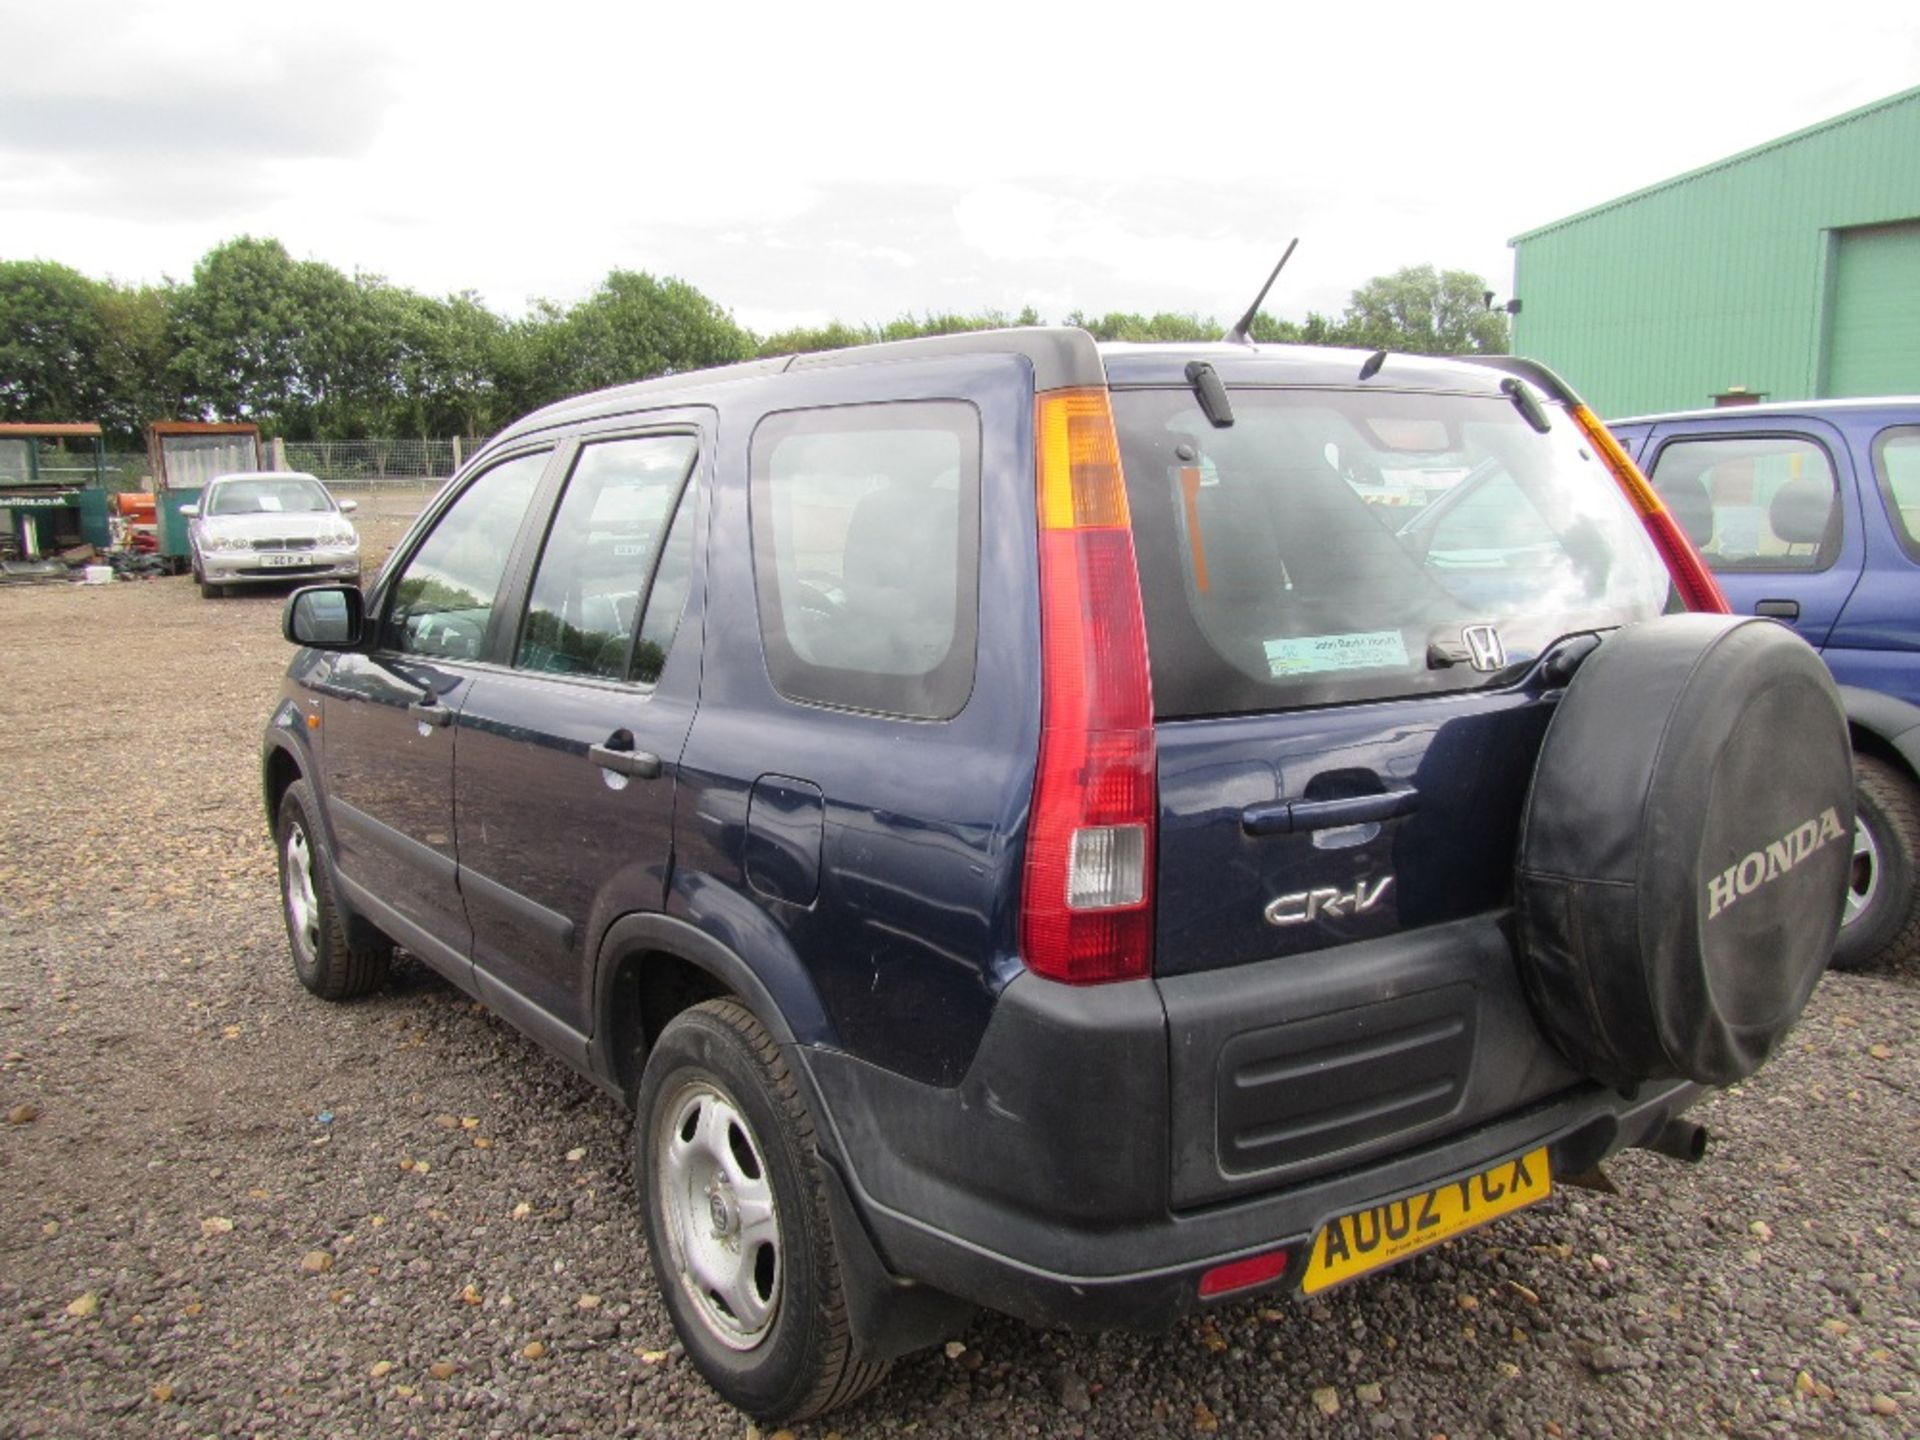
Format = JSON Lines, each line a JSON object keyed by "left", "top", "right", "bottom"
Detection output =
{"left": 1265, "top": 876, "right": 1394, "bottom": 927}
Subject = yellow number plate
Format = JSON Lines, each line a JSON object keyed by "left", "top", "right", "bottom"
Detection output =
{"left": 1300, "top": 1147, "right": 1551, "bottom": 1295}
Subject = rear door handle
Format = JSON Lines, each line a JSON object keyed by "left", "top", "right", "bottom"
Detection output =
{"left": 1242, "top": 787, "right": 1420, "bottom": 836}
{"left": 1755, "top": 599, "right": 1801, "bottom": 621}
{"left": 589, "top": 737, "right": 662, "bottom": 779}
{"left": 410, "top": 700, "right": 453, "bottom": 727}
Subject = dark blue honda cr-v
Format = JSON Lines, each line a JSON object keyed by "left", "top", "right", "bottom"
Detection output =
{"left": 263, "top": 329, "right": 1854, "bottom": 1421}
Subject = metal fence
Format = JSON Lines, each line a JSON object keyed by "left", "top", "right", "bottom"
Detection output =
{"left": 52, "top": 453, "right": 152, "bottom": 493}
{"left": 48, "top": 441, "right": 489, "bottom": 494}
{"left": 280, "top": 438, "right": 486, "bottom": 488}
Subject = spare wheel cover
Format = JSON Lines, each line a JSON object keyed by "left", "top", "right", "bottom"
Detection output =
{"left": 1516, "top": 613, "right": 1854, "bottom": 1087}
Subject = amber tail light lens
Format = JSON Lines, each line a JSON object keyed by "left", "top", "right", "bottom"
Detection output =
{"left": 1570, "top": 404, "right": 1730, "bottom": 614}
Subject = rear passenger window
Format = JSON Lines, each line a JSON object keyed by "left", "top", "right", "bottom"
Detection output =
{"left": 515, "top": 435, "right": 699, "bottom": 682}
{"left": 386, "top": 449, "right": 549, "bottom": 658}
{"left": 1873, "top": 427, "right": 1920, "bottom": 563}
{"left": 750, "top": 402, "right": 980, "bottom": 719}
{"left": 1648, "top": 435, "right": 1841, "bottom": 572}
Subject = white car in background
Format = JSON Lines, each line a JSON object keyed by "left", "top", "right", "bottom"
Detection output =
{"left": 182, "top": 471, "right": 361, "bottom": 599}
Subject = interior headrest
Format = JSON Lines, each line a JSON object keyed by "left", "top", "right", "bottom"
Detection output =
{"left": 1770, "top": 475, "right": 1834, "bottom": 547}
{"left": 1656, "top": 474, "right": 1714, "bottom": 548}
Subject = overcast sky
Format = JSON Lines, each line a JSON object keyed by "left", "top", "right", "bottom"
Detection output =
{"left": 3, "top": 2, "right": 1917, "bottom": 336}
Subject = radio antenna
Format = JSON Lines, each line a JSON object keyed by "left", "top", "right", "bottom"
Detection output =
{"left": 1222, "top": 238, "right": 1299, "bottom": 346}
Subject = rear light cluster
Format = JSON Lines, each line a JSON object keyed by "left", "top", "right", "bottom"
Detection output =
{"left": 1570, "top": 404, "right": 1731, "bottom": 614}
{"left": 1021, "top": 389, "right": 1158, "bottom": 984}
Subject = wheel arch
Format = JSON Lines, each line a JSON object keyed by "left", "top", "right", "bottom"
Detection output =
{"left": 261, "top": 732, "right": 306, "bottom": 833}
{"left": 1839, "top": 685, "right": 1920, "bottom": 783}
{"left": 592, "top": 910, "right": 835, "bottom": 1104}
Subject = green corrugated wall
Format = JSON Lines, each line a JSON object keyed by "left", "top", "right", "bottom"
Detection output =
{"left": 1511, "top": 87, "right": 1920, "bottom": 417}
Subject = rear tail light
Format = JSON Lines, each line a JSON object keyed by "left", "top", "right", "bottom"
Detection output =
{"left": 1022, "top": 388, "right": 1157, "bottom": 984}
{"left": 1570, "top": 404, "right": 1730, "bottom": 614}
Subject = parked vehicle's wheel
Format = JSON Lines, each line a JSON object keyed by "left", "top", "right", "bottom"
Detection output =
{"left": 1830, "top": 755, "right": 1920, "bottom": 971}
{"left": 635, "top": 999, "right": 887, "bottom": 1421}
{"left": 192, "top": 549, "right": 222, "bottom": 599}
{"left": 275, "top": 779, "right": 390, "bottom": 1000}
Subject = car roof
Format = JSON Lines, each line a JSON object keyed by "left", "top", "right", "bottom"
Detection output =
{"left": 208, "top": 471, "right": 326, "bottom": 485}
{"left": 483, "top": 327, "right": 1528, "bottom": 457}
{"left": 1610, "top": 397, "right": 1920, "bottom": 426}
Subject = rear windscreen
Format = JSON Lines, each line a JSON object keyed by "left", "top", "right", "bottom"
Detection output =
{"left": 1114, "top": 387, "right": 1676, "bottom": 718}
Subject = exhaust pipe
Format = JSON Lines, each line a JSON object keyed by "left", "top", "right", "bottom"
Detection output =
{"left": 1642, "top": 1117, "right": 1708, "bottom": 1164}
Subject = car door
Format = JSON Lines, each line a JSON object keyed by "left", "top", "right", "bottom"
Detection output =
{"left": 1643, "top": 417, "right": 1866, "bottom": 649}
{"left": 315, "top": 445, "right": 554, "bottom": 978}
{"left": 452, "top": 422, "right": 709, "bottom": 1061}
{"left": 1826, "top": 421, "right": 1920, "bottom": 704}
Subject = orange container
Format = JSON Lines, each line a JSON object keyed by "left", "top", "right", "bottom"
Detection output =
{"left": 113, "top": 492, "right": 158, "bottom": 523}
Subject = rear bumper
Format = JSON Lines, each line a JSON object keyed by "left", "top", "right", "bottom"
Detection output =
{"left": 801, "top": 947, "right": 1702, "bottom": 1333}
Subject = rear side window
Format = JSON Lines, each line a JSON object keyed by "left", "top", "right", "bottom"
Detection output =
{"left": 750, "top": 402, "right": 980, "bottom": 719}
{"left": 386, "top": 449, "right": 549, "bottom": 659}
{"left": 514, "top": 434, "right": 699, "bottom": 682}
{"left": 1873, "top": 427, "right": 1920, "bottom": 563}
{"left": 1115, "top": 387, "right": 1673, "bottom": 717}
{"left": 1647, "top": 435, "right": 1841, "bottom": 572}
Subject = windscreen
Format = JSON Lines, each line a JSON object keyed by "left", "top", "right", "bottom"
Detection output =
{"left": 1115, "top": 386, "right": 1676, "bottom": 718}
{"left": 209, "top": 478, "right": 335, "bottom": 516}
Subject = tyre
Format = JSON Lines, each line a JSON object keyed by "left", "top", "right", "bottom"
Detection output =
{"left": 634, "top": 999, "right": 887, "bottom": 1421}
{"left": 192, "top": 549, "right": 222, "bottom": 599}
{"left": 1830, "top": 755, "right": 1920, "bottom": 972}
{"left": 275, "top": 779, "right": 390, "bottom": 1000}
{"left": 1516, "top": 614, "right": 1855, "bottom": 1086}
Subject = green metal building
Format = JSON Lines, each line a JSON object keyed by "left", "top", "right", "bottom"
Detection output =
{"left": 1510, "top": 86, "right": 1920, "bottom": 416}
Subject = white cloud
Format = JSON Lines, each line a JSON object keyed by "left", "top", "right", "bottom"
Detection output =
{"left": 1, "top": 0, "right": 1915, "bottom": 330}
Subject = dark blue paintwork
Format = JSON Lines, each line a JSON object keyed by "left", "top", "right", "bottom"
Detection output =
{"left": 1155, "top": 687, "right": 1554, "bottom": 975}
{"left": 670, "top": 354, "right": 1041, "bottom": 1086}
{"left": 1612, "top": 400, "right": 1920, "bottom": 709}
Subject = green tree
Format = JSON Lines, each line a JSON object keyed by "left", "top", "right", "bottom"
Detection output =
{"left": 170, "top": 236, "right": 312, "bottom": 429}
{"left": 1338, "top": 265, "right": 1508, "bottom": 355}
{"left": 94, "top": 282, "right": 182, "bottom": 436}
{"left": 757, "top": 320, "right": 876, "bottom": 357}
{"left": 0, "top": 260, "right": 112, "bottom": 424}
{"left": 169, "top": 237, "right": 402, "bottom": 438}
{"left": 550, "top": 271, "right": 753, "bottom": 400}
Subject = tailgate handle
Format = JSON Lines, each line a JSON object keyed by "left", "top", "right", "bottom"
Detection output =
{"left": 1242, "top": 788, "right": 1420, "bottom": 836}
{"left": 1755, "top": 598, "right": 1800, "bottom": 621}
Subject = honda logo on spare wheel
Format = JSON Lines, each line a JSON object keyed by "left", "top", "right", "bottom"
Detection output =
{"left": 1462, "top": 625, "right": 1505, "bottom": 671}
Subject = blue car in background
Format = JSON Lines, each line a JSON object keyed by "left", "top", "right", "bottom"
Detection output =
{"left": 1612, "top": 398, "right": 1920, "bottom": 970}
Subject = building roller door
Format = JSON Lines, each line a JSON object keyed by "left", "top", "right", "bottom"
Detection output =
{"left": 1825, "top": 220, "right": 1920, "bottom": 397}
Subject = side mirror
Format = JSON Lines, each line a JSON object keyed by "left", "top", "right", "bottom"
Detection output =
{"left": 284, "top": 584, "right": 365, "bottom": 649}
{"left": 337, "top": 498, "right": 359, "bottom": 513}
{"left": 179, "top": 503, "right": 201, "bottom": 518}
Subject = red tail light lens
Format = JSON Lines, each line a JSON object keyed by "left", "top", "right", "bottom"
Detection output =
{"left": 1571, "top": 404, "right": 1730, "bottom": 614}
{"left": 1022, "top": 389, "right": 1157, "bottom": 984}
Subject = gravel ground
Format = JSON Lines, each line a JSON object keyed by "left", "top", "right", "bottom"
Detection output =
{"left": 1, "top": 532, "right": 1915, "bottom": 1439}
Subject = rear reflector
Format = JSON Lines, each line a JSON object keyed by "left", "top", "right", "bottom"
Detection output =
{"left": 1571, "top": 404, "right": 1730, "bottom": 614}
{"left": 1198, "top": 1248, "right": 1291, "bottom": 1298}
{"left": 1022, "top": 388, "right": 1157, "bottom": 985}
